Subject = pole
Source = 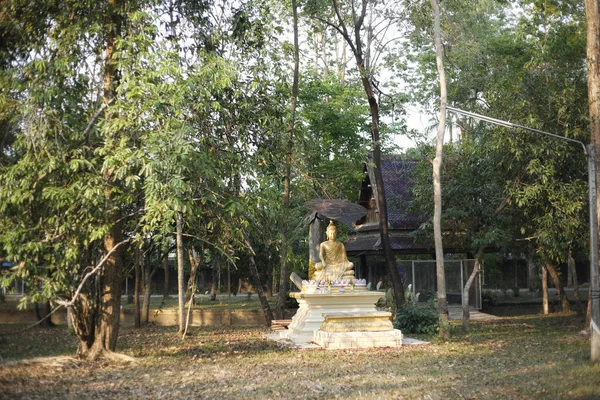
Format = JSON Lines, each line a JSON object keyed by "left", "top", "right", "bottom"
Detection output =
{"left": 588, "top": 146, "right": 600, "bottom": 361}
{"left": 447, "top": 106, "right": 600, "bottom": 359}
{"left": 176, "top": 213, "right": 185, "bottom": 334}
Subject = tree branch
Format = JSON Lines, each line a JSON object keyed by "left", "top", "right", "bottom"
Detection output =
{"left": 330, "top": 0, "right": 360, "bottom": 59}
{"left": 83, "top": 98, "right": 115, "bottom": 140}
{"left": 57, "top": 237, "right": 133, "bottom": 308}
{"left": 180, "top": 233, "right": 238, "bottom": 266}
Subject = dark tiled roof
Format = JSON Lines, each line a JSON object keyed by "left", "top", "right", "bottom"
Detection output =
{"left": 347, "top": 156, "right": 429, "bottom": 255}
{"left": 379, "top": 158, "right": 426, "bottom": 231}
{"left": 345, "top": 235, "right": 379, "bottom": 254}
{"left": 345, "top": 234, "right": 434, "bottom": 255}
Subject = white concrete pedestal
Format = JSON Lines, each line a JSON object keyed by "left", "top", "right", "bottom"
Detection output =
{"left": 278, "top": 291, "right": 383, "bottom": 344}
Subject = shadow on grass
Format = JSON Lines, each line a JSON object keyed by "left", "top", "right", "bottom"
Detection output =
{"left": 117, "top": 324, "right": 290, "bottom": 360}
{"left": 0, "top": 325, "right": 78, "bottom": 361}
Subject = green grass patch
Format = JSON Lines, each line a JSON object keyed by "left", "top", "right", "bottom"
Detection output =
{"left": 120, "top": 294, "right": 279, "bottom": 312}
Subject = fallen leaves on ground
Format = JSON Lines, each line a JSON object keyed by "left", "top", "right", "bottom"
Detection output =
{"left": 0, "top": 314, "right": 600, "bottom": 399}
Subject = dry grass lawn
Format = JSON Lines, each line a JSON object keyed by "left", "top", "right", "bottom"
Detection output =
{"left": 1, "top": 313, "right": 599, "bottom": 399}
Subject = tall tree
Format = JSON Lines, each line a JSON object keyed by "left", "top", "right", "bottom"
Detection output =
{"left": 430, "top": 0, "right": 449, "bottom": 336}
{"left": 585, "top": 0, "right": 600, "bottom": 362}
{"left": 277, "top": 0, "right": 301, "bottom": 319}
{"left": 309, "top": 0, "right": 406, "bottom": 308}
{"left": 407, "top": 0, "right": 590, "bottom": 330}
{"left": 91, "top": 0, "right": 126, "bottom": 357}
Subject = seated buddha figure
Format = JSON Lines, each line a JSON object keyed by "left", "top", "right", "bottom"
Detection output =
{"left": 313, "top": 221, "right": 355, "bottom": 282}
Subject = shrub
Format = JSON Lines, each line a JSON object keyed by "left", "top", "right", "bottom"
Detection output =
{"left": 285, "top": 293, "right": 299, "bottom": 309}
{"left": 394, "top": 300, "right": 439, "bottom": 335}
{"left": 482, "top": 290, "right": 499, "bottom": 306}
{"left": 511, "top": 286, "right": 520, "bottom": 297}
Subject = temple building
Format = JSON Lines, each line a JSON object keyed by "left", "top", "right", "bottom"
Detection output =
{"left": 346, "top": 154, "right": 481, "bottom": 307}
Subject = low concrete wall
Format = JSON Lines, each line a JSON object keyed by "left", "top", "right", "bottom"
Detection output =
{"left": 0, "top": 308, "right": 271, "bottom": 326}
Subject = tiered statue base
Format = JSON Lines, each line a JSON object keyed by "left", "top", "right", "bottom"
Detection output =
{"left": 314, "top": 311, "right": 403, "bottom": 349}
{"left": 270, "top": 291, "right": 402, "bottom": 349}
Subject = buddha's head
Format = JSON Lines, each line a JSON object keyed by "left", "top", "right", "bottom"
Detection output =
{"left": 326, "top": 220, "right": 337, "bottom": 241}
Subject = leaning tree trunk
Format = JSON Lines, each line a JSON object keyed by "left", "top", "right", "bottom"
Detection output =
{"left": 245, "top": 235, "right": 274, "bottom": 325}
{"left": 431, "top": 0, "right": 449, "bottom": 337}
{"left": 546, "top": 261, "right": 570, "bottom": 313}
{"left": 186, "top": 248, "right": 201, "bottom": 305}
{"left": 462, "top": 254, "right": 482, "bottom": 333}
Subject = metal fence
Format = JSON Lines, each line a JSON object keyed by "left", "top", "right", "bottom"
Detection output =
{"left": 399, "top": 259, "right": 482, "bottom": 309}
{"left": 1, "top": 278, "right": 26, "bottom": 296}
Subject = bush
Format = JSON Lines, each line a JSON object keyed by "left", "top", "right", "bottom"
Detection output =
{"left": 394, "top": 301, "right": 439, "bottom": 335}
{"left": 285, "top": 293, "right": 299, "bottom": 309}
{"left": 482, "top": 290, "right": 499, "bottom": 306}
{"left": 511, "top": 286, "right": 520, "bottom": 297}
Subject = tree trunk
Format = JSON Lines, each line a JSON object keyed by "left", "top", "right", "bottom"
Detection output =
{"left": 266, "top": 267, "right": 273, "bottom": 299}
{"left": 308, "top": 213, "right": 325, "bottom": 279}
{"left": 86, "top": 223, "right": 123, "bottom": 358}
{"left": 542, "top": 265, "right": 549, "bottom": 315}
{"left": 546, "top": 261, "right": 570, "bottom": 313}
{"left": 77, "top": 0, "right": 125, "bottom": 360}
{"left": 277, "top": 0, "right": 300, "bottom": 320}
{"left": 567, "top": 251, "right": 574, "bottom": 288}
{"left": 163, "top": 249, "right": 170, "bottom": 300}
{"left": 142, "top": 249, "right": 157, "bottom": 324}
{"left": 35, "top": 301, "right": 55, "bottom": 328}
{"left": 569, "top": 247, "right": 584, "bottom": 314}
{"left": 327, "top": 0, "right": 405, "bottom": 309}
{"left": 462, "top": 256, "right": 481, "bottom": 333}
{"left": 176, "top": 214, "right": 186, "bottom": 334}
{"left": 134, "top": 243, "right": 141, "bottom": 328}
{"left": 321, "top": 26, "right": 329, "bottom": 77}
{"left": 527, "top": 257, "right": 538, "bottom": 292}
{"left": 186, "top": 248, "right": 201, "bottom": 304}
{"left": 245, "top": 235, "right": 274, "bottom": 325}
{"left": 430, "top": 0, "right": 449, "bottom": 337}
{"left": 585, "top": 0, "right": 600, "bottom": 362}
{"left": 210, "top": 256, "right": 218, "bottom": 301}
{"left": 73, "top": 292, "right": 97, "bottom": 356}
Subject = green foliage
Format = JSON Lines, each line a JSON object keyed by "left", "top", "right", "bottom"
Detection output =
{"left": 407, "top": 0, "right": 589, "bottom": 266}
{"left": 394, "top": 299, "right": 439, "bottom": 335}
{"left": 0, "top": 0, "right": 293, "bottom": 312}
{"left": 481, "top": 290, "right": 499, "bottom": 306}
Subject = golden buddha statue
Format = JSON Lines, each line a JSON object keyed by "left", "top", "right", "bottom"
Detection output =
{"left": 312, "top": 221, "right": 355, "bottom": 281}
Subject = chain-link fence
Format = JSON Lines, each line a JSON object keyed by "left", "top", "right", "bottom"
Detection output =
{"left": 399, "top": 259, "right": 482, "bottom": 309}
